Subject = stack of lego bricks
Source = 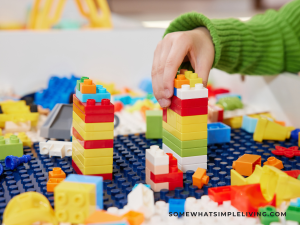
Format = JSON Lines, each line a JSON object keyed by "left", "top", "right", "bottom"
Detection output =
{"left": 146, "top": 145, "right": 183, "bottom": 192}
{"left": 72, "top": 77, "right": 114, "bottom": 180}
{"left": 162, "top": 71, "right": 208, "bottom": 172}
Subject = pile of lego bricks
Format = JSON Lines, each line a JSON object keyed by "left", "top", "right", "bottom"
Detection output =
{"left": 162, "top": 71, "right": 208, "bottom": 172}
{"left": 71, "top": 77, "right": 114, "bottom": 180}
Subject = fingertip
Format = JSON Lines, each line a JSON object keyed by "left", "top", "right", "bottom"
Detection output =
{"left": 158, "top": 98, "right": 171, "bottom": 108}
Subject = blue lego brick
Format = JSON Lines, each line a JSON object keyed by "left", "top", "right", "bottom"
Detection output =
{"left": 290, "top": 198, "right": 300, "bottom": 207}
{"left": 174, "top": 87, "right": 177, "bottom": 96}
{"left": 114, "top": 95, "right": 132, "bottom": 105}
{"left": 130, "top": 97, "right": 146, "bottom": 105}
{"left": 241, "top": 115, "right": 258, "bottom": 133}
{"left": 169, "top": 198, "right": 185, "bottom": 217}
{"left": 291, "top": 129, "right": 300, "bottom": 140}
{"left": 133, "top": 184, "right": 150, "bottom": 190}
{"left": 76, "top": 85, "right": 111, "bottom": 103}
{"left": 64, "top": 174, "right": 103, "bottom": 209}
{"left": 139, "top": 78, "right": 153, "bottom": 94}
{"left": 215, "top": 93, "right": 241, "bottom": 101}
{"left": 207, "top": 122, "right": 231, "bottom": 145}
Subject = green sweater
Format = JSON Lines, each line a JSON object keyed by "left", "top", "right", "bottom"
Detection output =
{"left": 164, "top": 0, "right": 300, "bottom": 75}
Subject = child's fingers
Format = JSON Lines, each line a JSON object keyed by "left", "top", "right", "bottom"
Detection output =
{"left": 151, "top": 41, "right": 163, "bottom": 101}
{"left": 194, "top": 47, "right": 214, "bottom": 87}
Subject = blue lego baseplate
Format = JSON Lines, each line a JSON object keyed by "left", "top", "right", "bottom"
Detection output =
{"left": 0, "top": 128, "right": 299, "bottom": 222}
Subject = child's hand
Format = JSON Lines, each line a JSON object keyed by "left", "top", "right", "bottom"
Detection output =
{"left": 151, "top": 27, "right": 214, "bottom": 108}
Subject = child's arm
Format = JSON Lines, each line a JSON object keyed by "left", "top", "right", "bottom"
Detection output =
{"left": 152, "top": 0, "right": 300, "bottom": 108}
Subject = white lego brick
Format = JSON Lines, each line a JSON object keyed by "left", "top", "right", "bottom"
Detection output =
{"left": 178, "top": 162, "right": 207, "bottom": 172}
{"left": 114, "top": 111, "right": 146, "bottom": 136}
{"left": 224, "top": 104, "right": 270, "bottom": 119}
{"left": 176, "top": 83, "right": 208, "bottom": 99}
{"left": 162, "top": 143, "right": 207, "bottom": 165}
{"left": 146, "top": 145, "right": 169, "bottom": 166}
{"left": 39, "top": 140, "right": 72, "bottom": 158}
{"left": 5, "top": 121, "right": 31, "bottom": 133}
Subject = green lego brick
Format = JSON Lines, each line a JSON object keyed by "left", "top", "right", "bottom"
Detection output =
{"left": 163, "top": 129, "right": 207, "bottom": 149}
{"left": 258, "top": 206, "right": 279, "bottom": 225}
{"left": 163, "top": 136, "right": 207, "bottom": 157}
{"left": 146, "top": 110, "right": 162, "bottom": 139}
{"left": 76, "top": 76, "right": 89, "bottom": 91}
{"left": 298, "top": 174, "right": 300, "bottom": 180}
{"left": 0, "top": 135, "right": 23, "bottom": 160}
{"left": 286, "top": 206, "right": 300, "bottom": 223}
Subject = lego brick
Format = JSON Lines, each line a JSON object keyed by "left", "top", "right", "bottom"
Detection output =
{"left": 171, "top": 95, "right": 208, "bottom": 108}
{"left": 122, "top": 211, "right": 144, "bottom": 225}
{"left": 39, "top": 140, "right": 72, "bottom": 158}
{"left": 258, "top": 206, "right": 280, "bottom": 225}
{"left": 73, "top": 136, "right": 113, "bottom": 157}
{"left": 76, "top": 76, "right": 89, "bottom": 90}
{"left": 146, "top": 159, "right": 169, "bottom": 175}
{"left": 47, "top": 178, "right": 64, "bottom": 192}
{"left": 73, "top": 146, "right": 113, "bottom": 166}
{"left": 64, "top": 174, "right": 103, "bottom": 210}
{"left": 162, "top": 108, "right": 167, "bottom": 123}
{"left": 73, "top": 94, "right": 114, "bottom": 115}
{"left": 241, "top": 115, "right": 258, "bottom": 133}
{"left": 162, "top": 143, "right": 207, "bottom": 163}
{"left": 192, "top": 168, "right": 209, "bottom": 189}
{"left": 169, "top": 199, "right": 185, "bottom": 217}
{"left": 174, "top": 74, "right": 190, "bottom": 88}
{"left": 73, "top": 112, "right": 114, "bottom": 132}
{"left": 72, "top": 160, "right": 112, "bottom": 180}
{"left": 173, "top": 87, "right": 177, "bottom": 96}
{"left": 145, "top": 110, "right": 163, "bottom": 139}
{"left": 167, "top": 108, "right": 207, "bottom": 125}
{"left": 163, "top": 121, "right": 207, "bottom": 141}
{"left": 232, "top": 154, "right": 261, "bottom": 177}
{"left": 72, "top": 127, "right": 114, "bottom": 149}
{"left": 216, "top": 96, "right": 243, "bottom": 111}
{"left": 55, "top": 181, "right": 96, "bottom": 223}
{"left": 4, "top": 121, "right": 31, "bottom": 133}
{"left": 145, "top": 145, "right": 169, "bottom": 166}
{"left": 223, "top": 116, "right": 243, "bottom": 129}
{"left": 230, "top": 165, "right": 262, "bottom": 186}
{"left": 272, "top": 146, "right": 300, "bottom": 158}
{"left": 169, "top": 120, "right": 207, "bottom": 133}
{"left": 169, "top": 101, "right": 207, "bottom": 116}
{"left": 146, "top": 169, "right": 169, "bottom": 192}
{"left": 263, "top": 156, "right": 283, "bottom": 169}
{"left": 150, "top": 169, "right": 183, "bottom": 183}
{"left": 86, "top": 210, "right": 126, "bottom": 225}
{"left": 80, "top": 79, "right": 97, "bottom": 94}
{"left": 176, "top": 84, "right": 208, "bottom": 100}
{"left": 0, "top": 135, "right": 23, "bottom": 160}
{"left": 286, "top": 206, "right": 300, "bottom": 223}
{"left": 178, "top": 162, "right": 207, "bottom": 173}
{"left": 73, "top": 103, "right": 114, "bottom": 123}
{"left": 163, "top": 128, "right": 207, "bottom": 149}
{"left": 291, "top": 128, "right": 300, "bottom": 140}
{"left": 187, "top": 73, "right": 202, "bottom": 87}
{"left": 76, "top": 85, "right": 111, "bottom": 102}
{"left": 207, "top": 122, "right": 231, "bottom": 145}
{"left": 73, "top": 119, "right": 114, "bottom": 140}
{"left": 0, "top": 112, "right": 39, "bottom": 128}
{"left": 215, "top": 93, "right": 242, "bottom": 101}
{"left": 208, "top": 186, "right": 231, "bottom": 204}
{"left": 17, "top": 132, "right": 32, "bottom": 147}
{"left": 285, "top": 170, "right": 300, "bottom": 179}
{"left": 49, "top": 167, "right": 66, "bottom": 179}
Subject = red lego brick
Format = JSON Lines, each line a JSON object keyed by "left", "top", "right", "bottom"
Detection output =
{"left": 166, "top": 153, "right": 177, "bottom": 166}
{"left": 212, "top": 88, "right": 230, "bottom": 96}
{"left": 272, "top": 146, "right": 300, "bottom": 158}
{"left": 72, "top": 160, "right": 112, "bottom": 180}
{"left": 169, "top": 101, "right": 207, "bottom": 116}
{"left": 284, "top": 170, "right": 300, "bottom": 179}
{"left": 217, "top": 106, "right": 223, "bottom": 122}
{"left": 163, "top": 108, "right": 167, "bottom": 123}
{"left": 171, "top": 95, "right": 208, "bottom": 108}
{"left": 73, "top": 94, "right": 114, "bottom": 115}
{"left": 150, "top": 169, "right": 183, "bottom": 183}
{"left": 169, "top": 180, "right": 183, "bottom": 190}
{"left": 231, "top": 184, "right": 276, "bottom": 217}
{"left": 72, "top": 127, "right": 114, "bottom": 149}
{"left": 208, "top": 186, "right": 231, "bottom": 205}
{"left": 73, "top": 103, "right": 114, "bottom": 123}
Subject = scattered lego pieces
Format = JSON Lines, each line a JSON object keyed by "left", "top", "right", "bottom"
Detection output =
{"left": 0, "top": 135, "right": 23, "bottom": 160}
{"left": 258, "top": 206, "right": 280, "bottom": 225}
{"left": 145, "top": 110, "right": 162, "bottom": 139}
{"left": 272, "top": 146, "right": 300, "bottom": 158}
{"left": 286, "top": 205, "right": 300, "bottom": 223}
{"left": 39, "top": 140, "right": 72, "bottom": 158}
{"left": 169, "top": 198, "right": 185, "bottom": 217}
{"left": 86, "top": 210, "right": 127, "bottom": 225}
{"left": 207, "top": 122, "right": 231, "bottom": 145}
{"left": 263, "top": 156, "right": 284, "bottom": 169}
{"left": 80, "top": 79, "right": 97, "bottom": 94}
{"left": 232, "top": 154, "right": 261, "bottom": 176}
{"left": 49, "top": 167, "right": 66, "bottom": 179}
{"left": 5, "top": 155, "right": 31, "bottom": 170}
{"left": 208, "top": 186, "right": 231, "bottom": 204}
{"left": 122, "top": 211, "right": 144, "bottom": 225}
{"left": 192, "top": 168, "right": 209, "bottom": 189}
{"left": 47, "top": 178, "right": 64, "bottom": 192}
{"left": 4, "top": 121, "right": 31, "bottom": 133}
{"left": 216, "top": 96, "right": 243, "bottom": 111}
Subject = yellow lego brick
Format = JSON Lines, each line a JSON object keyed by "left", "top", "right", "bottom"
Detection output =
{"left": 0, "top": 100, "right": 30, "bottom": 114}
{"left": 187, "top": 73, "right": 202, "bottom": 87}
{"left": 55, "top": 181, "right": 96, "bottom": 224}
{"left": 72, "top": 120, "right": 113, "bottom": 141}
{"left": 0, "top": 113, "right": 39, "bottom": 128}
{"left": 73, "top": 112, "right": 114, "bottom": 132}
{"left": 72, "top": 146, "right": 113, "bottom": 166}
{"left": 73, "top": 153, "right": 113, "bottom": 174}
{"left": 163, "top": 121, "right": 207, "bottom": 141}
{"left": 171, "top": 121, "right": 207, "bottom": 133}
{"left": 167, "top": 108, "right": 207, "bottom": 125}
{"left": 72, "top": 136, "right": 113, "bottom": 158}
{"left": 17, "top": 132, "right": 32, "bottom": 147}
{"left": 223, "top": 116, "right": 243, "bottom": 129}
{"left": 231, "top": 165, "right": 262, "bottom": 186}
{"left": 184, "top": 71, "right": 193, "bottom": 79}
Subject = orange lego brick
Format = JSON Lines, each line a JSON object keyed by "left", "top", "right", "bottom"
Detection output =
{"left": 264, "top": 156, "right": 284, "bottom": 169}
{"left": 192, "top": 168, "right": 209, "bottom": 189}
{"left": 47, "top": 178, "right": 64, "bottom": 192}
{"left": 48, "top": 167, "right": 66, "bottom": 179}
{"left": 232, "top": 154, "right": 261, "bottom": 176}
{"left": 85, "top": 210, "right": 126, "bottom": 224}
{"left": 174, "top": 74, "right": 190, "bottom": 88}
{"left": 80, "top": 79, "right": 96, "bottom": 94}
{"left": 122, "top": 211, "right": 144, "bottom": 225}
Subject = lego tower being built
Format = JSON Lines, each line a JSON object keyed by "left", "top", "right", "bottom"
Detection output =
{"left": 162, "top": 71, "right": 208, "bottom": 172}
{"left": 72, "top": 77, "right": 114, "bottom": 180}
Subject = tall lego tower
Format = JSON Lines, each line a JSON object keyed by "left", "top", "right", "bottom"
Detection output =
{"left": 162, "top": 71, "right": 208, "bottom": 172}
{"left": 72, "top": 77, "right": 114, "bottom": 180}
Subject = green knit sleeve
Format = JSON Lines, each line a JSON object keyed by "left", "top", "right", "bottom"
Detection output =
{"left": 164, "top": 0, "right": 300, "bottom": 75}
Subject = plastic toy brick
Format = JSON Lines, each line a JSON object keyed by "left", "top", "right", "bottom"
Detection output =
{"left": 73, "top": 146, "right": 113, "bottom": 166}
{"left": 146, "top": 168, "right": 169, "bottom": 192}
{"left": 73, "top": 119, "right": 113, "bottom": 140}
{"left": 232, "top": 154, "right": 261, "bottom": 176}
{"left": 169, "top": 198, "right": 185, "bottom": 217}
{"left": 73, "top": 111, "right": 114, "bottom": 132}
{"left": 169, "top": 101, "right": 207, "bottom": 116}
{"left": 49, "top": 167, "right": 66, "bottom": 179}
{"left": 77, "top": 76, "right": 89, "bottom": 90}
{"left": 207, "top": 122, "right": 231, "bottom": 145}
{"left": 55, "top": 181, "right": 96, "bottom": 223}
{"left": 174, "top": 74, "right": 190, "bottom": 88}
{"left": 73, "top": 136, "right": 113, "bottom": 157}
{"left": 178, "top": 162, "right": 207, "bottom": 172}
{"left": 39, "top": 140, "right": 72, "bottom": 158}
{"left": 284, "top": 170, "right": 300, "bottom": 179}
{"left": 291, "top": 128, "right": 300, "bottom": 140}
{"left": 146, "top": 145, "right": 169, "bottom": 166}
{"left": 73, "top": 95, "right": 114, "bottom": 115}
{"left": 290, "top": 198, "right": 300, "bottom": 207}
{"left": 208, "top": 186, "right": 231, "bottom": 204}
{"left": 263, "top": 157, "right": 283, "bottom": 169}
{"left": 254, "top": 117, "right": 291, "bottom": 142}
{"left": 163, "top": 108, "right": 167, "bottom": 123}
{"left": 133, "top": 184, "right": 151, "bottom": 190}
{"left": 80, "top": 79, "right": 97, "bottom": 94}
{"left": 72, "top": 160, "right": 112, "bottom": 180}
{"left": 258, "top": 206, "right": 280, "bottom": 225}
{"left": 3, "top": 192, "right": 57, "bottom": 225}
{"left": 76, "top": 85, "right": 111, "bottom": 103}
{"left": 17, "top": 132, "right": 32, "bottom": 147}
{"left": 4, "top": 121, "right": 31, "bottom": 133}
{"left": 169, "top": 120, "right": 207, "bottom": 133}
{"left": 286, "top": 206, "right": 300, "bottom": 223}
{"left": 122, "top": 211, "right": 144, "bottom": 225}
{"left": 176, "top": 84, "right": 208, "bottom": 100}
{"left": 47, "top": 178, "right": 64, "bottom": 192}
{"left": 163, "top": 121, "right": 207, "bottom": 141}
{"left": 5, "top": 154, "right": 31, "bottom": 170}
{"left": 72, "top": 127, "right": 114, "bottom": 149}
{"left": 150, "top": 168, "right": 183, "bottom": 183}
{"left": 216, "top": 97, "right": 243, "bottom": 111}
{"left": 231, "top": 183, "right": 276, "bottom": 216}
{"left": 208, "top": 104, "right": 224, "bottom": 123}
{"left": 241, "top": 115, "right": 258, "bottom": 133}
{"left": 187, "top": 73, "right": 202, "bottom": 87}
{"left": 73, "top": 103, "right": 114, "bottom": 123}
{"left": 215, "top": 93, "right": 242, "bottom": 101}
{"left": 173, "top": 87, "right": 177, "bottom": 96}
{"left": 272, "top": 146, "right": 300, "bottom": 158}
{"left": 73, "top": 154, "right": 113, "bottom": 174}
{"left": 231, "top": 165, "right": 262, "bottom": 186}
{"left": 86, "top": 210, "right": 126, "bottom": 225}
{"left": 0, "top": 112, "right": 39, "bottom": 128}
{"left": 223, "top": 116, "right": 243, "bottom": 129}
{"left": 171, "top": 95, "right": 208, "bottom": 108}
{"left": 167, "top": 108, "right": 207, "bottom": 125}
{"left": 211, "top": 87, "right": 230, "bottom": 97}
{"left": 146, "top": 110, "right": 163, "bottom": 139}
{"left": 0, "top": 135, "right": 23, "bottom": 160}
{"left": 113, "top": 95, "right": 132, "bottom": 105}
{"left": 192, "top": 168, "right": 209, "bottom": 189}
{"left": 146, "top": 159, "right": 169, "bottom": 175}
